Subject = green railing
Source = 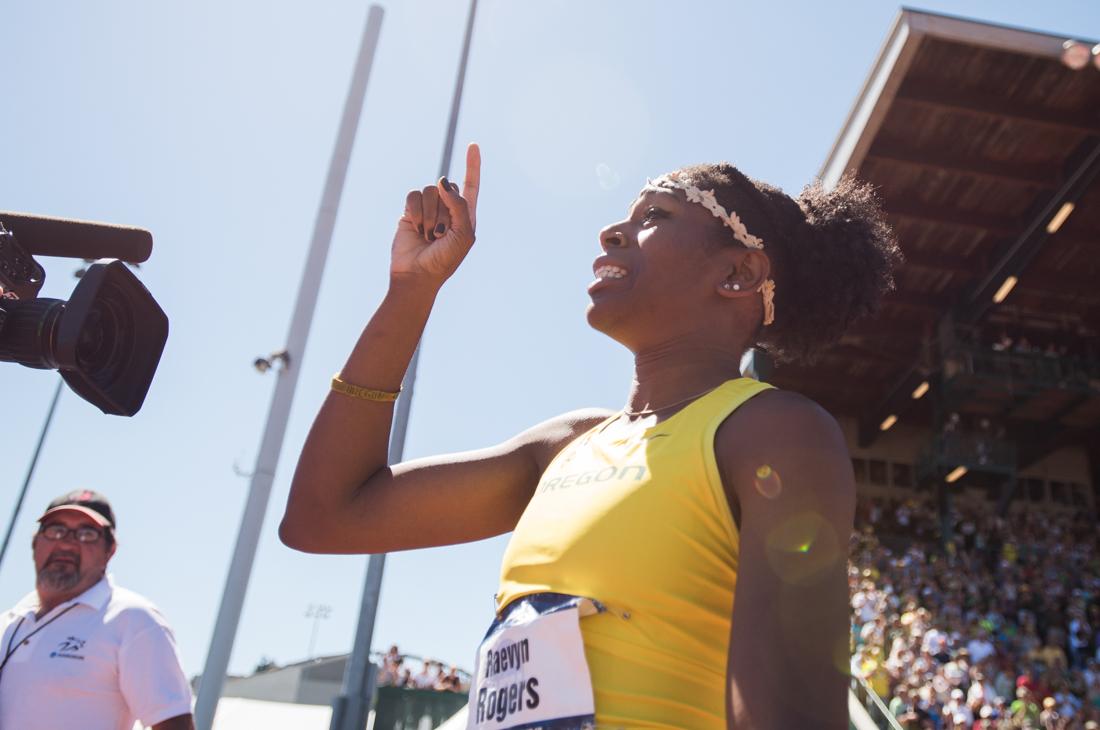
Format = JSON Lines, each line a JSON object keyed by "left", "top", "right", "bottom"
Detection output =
{"left": 915, "top": 431, "right": 1016, "bottom": 484}
{"left": 372, "top": 687, "right": 467, "bottom": 730}
{"left": 942, "top": 344, "right": 1100, "bottom": 395}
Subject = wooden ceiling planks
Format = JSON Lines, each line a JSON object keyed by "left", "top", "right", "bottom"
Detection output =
{"left": 772, "top": 10, "right": 1100, "bottom": 428}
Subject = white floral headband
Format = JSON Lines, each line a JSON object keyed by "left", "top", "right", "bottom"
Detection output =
{"left": 642, "top": 175, "right": 775, "bottom": 326}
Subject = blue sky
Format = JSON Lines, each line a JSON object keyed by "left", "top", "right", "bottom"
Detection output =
{"left": 2, "top": 0, "right": 1098, "bottom": 683}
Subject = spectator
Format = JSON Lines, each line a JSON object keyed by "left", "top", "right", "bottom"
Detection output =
{"left": 377, "top": 649, "right": 403, "bottom": 687}
{"left": 1039, "top": 696, "right": 1060, "bottom": 728}
{"left": 943, "top": 687, "right": 973, "bottom": 726}
{"left": 435, "top": 665, "right": 463, "bottom": 692}
{"left": 0, "top": 491, "right": 193, "bottom": 730}
{"left": 1010, "top": 686, "right": 1040, "bottom": 726}
{"left": 1032, "top": 632, "right": 1069, "bottom": 671}
{"left": 967, "top": 628, "right": 996, "bottom": 665}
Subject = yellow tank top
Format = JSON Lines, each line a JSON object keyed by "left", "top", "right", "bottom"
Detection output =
{"left": 497, "top": 378, "right": 775, "bottom": 728}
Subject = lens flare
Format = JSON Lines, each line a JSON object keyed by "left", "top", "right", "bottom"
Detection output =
{"left": 596, "top": 163, "right": 621, "bottom": 191}
{"left": 753, "top": 464, "right": 782, "bottom": 499}
{"left": 765, "top": 511, "right": 841, "bottom": 585}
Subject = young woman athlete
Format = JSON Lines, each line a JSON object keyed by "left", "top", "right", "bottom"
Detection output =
{"left": 281, "top": 143, "right": 901, "bottom": 729}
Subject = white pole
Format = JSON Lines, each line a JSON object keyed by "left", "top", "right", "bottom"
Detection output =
{"left": 193, "top": 7, "right": 385, "bottom": 729}
{"left": 331, "top": 2, "right": 479, "bottom": 728}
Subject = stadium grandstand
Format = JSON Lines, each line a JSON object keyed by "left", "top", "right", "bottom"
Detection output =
{"left": 792, "top": 8, "right": 1100, "bottom": 730}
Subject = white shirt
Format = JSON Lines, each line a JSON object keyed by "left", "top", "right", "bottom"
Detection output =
{"left": 967, "top": 637, "right": 995, "bottom": 664}
{"left": 921, "top": 628, "right": 947, "bottom": 655}
{"left": 413, "top": 669, "right": 435, "bottom": 689}
{"left": 0, "top": 576, "right": 192, "bottom": 730}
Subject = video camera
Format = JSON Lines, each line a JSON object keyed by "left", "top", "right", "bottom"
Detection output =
{"left": 0, "top": 212, "right": 168, "bottom": 416}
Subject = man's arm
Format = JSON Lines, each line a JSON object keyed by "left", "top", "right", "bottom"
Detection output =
{"left": 152, "top": 714, "right": 194, "bottom": 730}
{"left": 718, "top": 390, "right": 855, "bottom": 729}
{"left": 118, "top": 621, "right": 196, "bottom": 730}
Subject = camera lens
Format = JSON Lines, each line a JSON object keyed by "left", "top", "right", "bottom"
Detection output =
{"left": 73, "top": 289, "right": 132, "bottom": 381}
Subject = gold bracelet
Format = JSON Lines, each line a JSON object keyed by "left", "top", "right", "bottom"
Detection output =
{"left": 331, "top": 374, "right": 401, "bottom": 402}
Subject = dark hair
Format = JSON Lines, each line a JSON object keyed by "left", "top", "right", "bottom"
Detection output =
{"left": 672, "top": 163, "right": 902, "bottom": 365}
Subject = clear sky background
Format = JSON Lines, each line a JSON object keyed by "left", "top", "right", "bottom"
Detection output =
{"left": 2, "top": 0, "right": 1098, "bottom": 684}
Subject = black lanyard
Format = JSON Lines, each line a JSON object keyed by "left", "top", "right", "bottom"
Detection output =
{"left": 0, "top": 604, "right": 79, "bottom": 681}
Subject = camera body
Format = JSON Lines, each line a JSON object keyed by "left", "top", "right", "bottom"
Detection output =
{"left": 0, "top": 213, "right": 168, "bottom": 416}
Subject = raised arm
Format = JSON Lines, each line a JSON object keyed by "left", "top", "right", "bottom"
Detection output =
{"left": 280, "top": 145, "right": 607, "bottom": 554}
{"left": 719, "top": 390, "right": 855, "bottom": 729}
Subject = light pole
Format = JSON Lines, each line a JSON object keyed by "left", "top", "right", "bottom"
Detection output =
{"left": 192, "top": 7, "right": 385, "bottom": 729}
{"left": 305, "top": 603, "right": 333, "bottom": 659}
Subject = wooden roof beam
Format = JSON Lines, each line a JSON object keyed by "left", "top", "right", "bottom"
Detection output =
{"left": 867, "top": 141, "right": 1060, "bottom": 187}
{"left": 883, "top": 199, "right": 1019, "bottom": 236}
{"left": 842, "top": 316, "right": 935, "bottom": 341}
{"left": 1014, "top": 270, "right": 1100, "bottom": 299}
{"left": 882, "top": 290, "right": 945, "bottom": 314}
{"left": 902, "top": 248, "right": 983, "bottom": 275}
{"left": 896, "top": 80, "right": 1100, "bottom": 135}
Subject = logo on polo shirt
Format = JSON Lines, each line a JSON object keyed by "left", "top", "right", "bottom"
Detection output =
{"left": 50, "top": 636, "right": 86, "bottom": 660}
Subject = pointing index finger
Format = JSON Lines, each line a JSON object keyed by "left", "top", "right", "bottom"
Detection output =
{"left": 462, "top": 143, "right": 481, "bottom": 228}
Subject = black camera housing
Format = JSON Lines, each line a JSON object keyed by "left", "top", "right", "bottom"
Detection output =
{"left": 0, "top": 213, "right": 168, "bottom": 416}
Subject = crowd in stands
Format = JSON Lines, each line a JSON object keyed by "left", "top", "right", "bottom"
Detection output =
{"left": 850, "top": 496, "right": 1100, "bottom": 729}
{"left": 376, "top": 645, "right": 469, "bottom": 693}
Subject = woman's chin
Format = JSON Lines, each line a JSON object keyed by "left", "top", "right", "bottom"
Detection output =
{"left": 585, "top": 300, "right": 614, "bottom": 333}
{"left": 585, "top": 301, "right": 632, "bottom": 346}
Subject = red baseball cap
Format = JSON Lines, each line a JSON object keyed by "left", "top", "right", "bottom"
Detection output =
{"left": 38, "top": 490, "right": 116, "bottom": 530}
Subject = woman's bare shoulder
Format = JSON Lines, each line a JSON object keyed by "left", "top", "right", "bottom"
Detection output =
{"left": 725, "top": 387, "right": 842, "bottom": 442}
{"left": 717, "top": 386, "right": 848, "bottom": 479}
{"left": 512, "top": 407, "right": 616, "bottom": 468}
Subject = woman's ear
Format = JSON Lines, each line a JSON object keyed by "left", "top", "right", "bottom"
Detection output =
{"left": 716, "top": 250, "right": 770, "bottom": 299}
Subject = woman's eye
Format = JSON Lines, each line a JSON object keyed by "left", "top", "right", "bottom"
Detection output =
{"left": 641, "top": 207, "right": 664, "bottom": 223}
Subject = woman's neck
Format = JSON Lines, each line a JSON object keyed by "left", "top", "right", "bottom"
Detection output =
{"left": 626, "top": 339, "right": 748, "bottom": 416}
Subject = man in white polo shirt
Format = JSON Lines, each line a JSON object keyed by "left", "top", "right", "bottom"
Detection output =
{"left": 0, "top": 490, "right": 193, "bottom": 730}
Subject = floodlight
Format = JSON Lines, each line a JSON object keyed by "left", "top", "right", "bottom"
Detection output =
{"left": 945, "top": 466, "right": 968, "bottom": 483}
{"left": 1062, "top": 40, "right": 1091, "bottom": 70}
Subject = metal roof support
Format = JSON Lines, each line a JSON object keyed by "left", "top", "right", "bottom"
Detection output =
{"left": 957, "top": 137, "right": 1100, "bottom": 325}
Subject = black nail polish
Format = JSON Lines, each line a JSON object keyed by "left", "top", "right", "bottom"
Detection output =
{"left": 435, "top": 223, "right": 446, "bottom": 235}
{"left": 442, "top": 176, "right": 451, "bottom": 190}
{"left": 427, "top": 231, "right": 436, "bottom": 242}
{"left": 417, "top": 223, "right": 424, "bottom": 235}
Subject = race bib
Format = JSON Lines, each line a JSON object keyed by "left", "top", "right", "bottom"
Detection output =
{"left": 467, "top": 593, "right": 599, "bottom": 730}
